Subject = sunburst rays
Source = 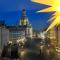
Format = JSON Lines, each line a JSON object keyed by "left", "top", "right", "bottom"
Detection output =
{"left": 31, "top": 0, "right": 60, "bottom": 32}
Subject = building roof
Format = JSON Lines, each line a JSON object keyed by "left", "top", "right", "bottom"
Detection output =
{"left": 6, "top": 25, "right": 31, "bottom": 31}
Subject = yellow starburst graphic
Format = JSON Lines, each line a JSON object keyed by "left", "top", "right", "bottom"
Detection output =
{"left": 31, "top": 0, "right": 60, "bottom": 32}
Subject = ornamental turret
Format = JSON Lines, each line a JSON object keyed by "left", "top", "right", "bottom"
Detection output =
{"left": 20, "top": 9, "right": 29, "bottom": 26}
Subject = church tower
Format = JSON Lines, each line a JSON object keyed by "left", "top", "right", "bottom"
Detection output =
{"left": 20, "top": 9, "right": 29, "bottom": 26}
{"left": 19, "top": 9, "right": 33, "bottom": 38}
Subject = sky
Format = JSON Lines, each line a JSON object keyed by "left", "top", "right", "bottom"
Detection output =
{"left": 0, "top": 0, "right": 54, "bottom": 30}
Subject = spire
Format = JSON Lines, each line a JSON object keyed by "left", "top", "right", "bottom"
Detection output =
{"left": 22, "top": 9, "right": 26, "bottom": 17}
{"left": 20, "top": 9, "right": 29, "bottom": 26}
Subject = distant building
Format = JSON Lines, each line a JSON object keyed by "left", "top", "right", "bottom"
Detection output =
{"left": 56, "top": 25, "right": 60, "bottom": 47}
{"left": 47, "top": 27, "right": 57, "bottom": 47}
{"left": 0, "top": 21, "right": 9, "bottom": 50}
{"left": 7, "top": 9, "right": 33, "bottom": 44}
{"left": 19, "top": 9, "right": 33, "bottom": 38}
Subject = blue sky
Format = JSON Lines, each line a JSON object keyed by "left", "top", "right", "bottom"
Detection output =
{"left": 0, "top": 0, "right": 53, "bottom": 30}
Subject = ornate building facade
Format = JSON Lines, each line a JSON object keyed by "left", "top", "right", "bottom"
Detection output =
{"left": 0, "top": 21, "right": 9, "bottom": 53}
{"left": 47, "top": 26, "right": 58, "bottom": 47}
{"left": 7, "top": 9, "right": 33, "bottom": 44}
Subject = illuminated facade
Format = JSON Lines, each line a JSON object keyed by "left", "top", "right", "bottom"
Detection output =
{"left": 47, "top": 27, "right": 57, "bottom": 47}
{"left": 19, "top": 9, "right": 33, "bottom": 38}
{"left": 20, "top": 9, "right": 29, "bottom": 26}
{"left": 0, "top": 21, "right": 9, "bottom": 49}
{"left": 57, "top": 25, "right": 60, "bottom": 47}
{"left": 8, "top": 9, "right": 33, "bottom": 44}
